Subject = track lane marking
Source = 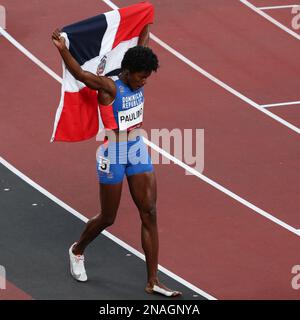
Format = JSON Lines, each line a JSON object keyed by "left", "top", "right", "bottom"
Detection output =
{"left": 1, "top": 27, "right": 300, "bottom": 238}
{"left": 262, "top": 100, "right": 300, "bottom": 108}
{"left": 240, "top": 0, "right": 300, "bottom": 41}
{"left": 101, "top": 0, "right": 300, "bottom": 134}
{"left": 258, "top": 5, "right": 300, "bottom": 10}
{"left": 0, "top": 156, "right": 216, "bottom": 300}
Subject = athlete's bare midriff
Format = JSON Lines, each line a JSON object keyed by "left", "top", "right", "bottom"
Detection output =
{"left": 104, "top": 127, "right": 143, "bottom": 143}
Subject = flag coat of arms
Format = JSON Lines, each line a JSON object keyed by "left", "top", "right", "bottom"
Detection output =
{"left": 51, "top": 2, "right": 154, "bottom": 142}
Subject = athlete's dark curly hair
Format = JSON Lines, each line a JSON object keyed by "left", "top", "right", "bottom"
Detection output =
{"left": 121, "top": 46, "right": 159, "bottom": 73}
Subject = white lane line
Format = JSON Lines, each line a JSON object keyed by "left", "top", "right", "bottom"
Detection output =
{"left": 262, "top": 100, "right": 300, "bottom": 108}
{"left": 1, "top": 22, "right": 300, "bottom": 298}
{"left": 1, "top": 27, "right": 300, "bottom": 236}
{"left": 0, "top": 24, "right": 216, "bottom": 298}
{"left": 0, "top": 5, "right": 6, "bottom": 31}
{"left": 102, "top": 0, "right": 300, "bottom": 134}
{"left": 102, "top": 0, "right": 118, "bottom": 10}
{"left": 0, "top": 27, "right": 62, "bottom": 83}
{"left": 240, "top": 0, "right": 300, "bottom": 41}
{"left": 144, "top": 138, "right": 300, "bottom": 237}
{"left": 258, "top": 5, "right": 300, "bottom": 10}
{"left": 0, "top": 156, "right": 216, "bottom": 300}
{"left": 0, "top": 25, "right": 217, "bottom": 299}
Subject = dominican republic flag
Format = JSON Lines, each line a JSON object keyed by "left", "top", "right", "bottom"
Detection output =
{"left": 51, "top": 2, "right": 154, "bottom": 142}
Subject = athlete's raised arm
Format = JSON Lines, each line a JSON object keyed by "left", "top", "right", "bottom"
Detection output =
{"left": 138, "top": 24, "right": 150, "bottom": 47}
{"left": 51, "top": 29, "right": 116, "bottom": 97}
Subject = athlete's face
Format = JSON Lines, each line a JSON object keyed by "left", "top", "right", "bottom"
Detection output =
{"left": 127, "top": 71, "right": 151, "bottom": 90}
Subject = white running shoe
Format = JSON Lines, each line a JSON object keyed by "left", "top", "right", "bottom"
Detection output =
{"left": 69, "top": 243, "right": 87, "bottom": 282}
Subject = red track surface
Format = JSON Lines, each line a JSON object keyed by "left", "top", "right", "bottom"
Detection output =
{"left": 268, "top": 6, "right": 300, "bottom": 32}
{"left": 1, "top": 0, "right": 300, "bottom": 299}
{"left": 0, "top": 280, "right": 32, "bottom": 300}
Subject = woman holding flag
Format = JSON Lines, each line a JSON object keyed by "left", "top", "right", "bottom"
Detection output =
{"left": 52, "top": 15, "right": 181, "bottom": 297}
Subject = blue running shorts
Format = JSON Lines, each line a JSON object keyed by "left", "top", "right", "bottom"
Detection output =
{"left": 96, "top": 136, "right": 153, "bottom": 184}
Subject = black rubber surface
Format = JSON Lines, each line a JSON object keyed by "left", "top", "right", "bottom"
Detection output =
{"left": 0, "top": 163, "right": 207, "bottom": 300}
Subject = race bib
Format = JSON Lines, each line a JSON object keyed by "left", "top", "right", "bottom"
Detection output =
{"left": 118, "top": 103, "right": 143, "bottom": 131}
{"left": 98, "top": 156, "right": 110, "bottom": 173}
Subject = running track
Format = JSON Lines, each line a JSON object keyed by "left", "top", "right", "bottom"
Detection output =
{"left": 1, "top": 0, "right": 300, "bottom": 299}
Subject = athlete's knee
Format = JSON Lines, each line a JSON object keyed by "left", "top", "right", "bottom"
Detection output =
{"left": 102, "top": 216, "right": 116, "bottom": 227}
{"left": 94, "top": 212, "right": 116, "bottom": 228}
{"left": 140, "top": 204, "right": 157, "bottom": 223}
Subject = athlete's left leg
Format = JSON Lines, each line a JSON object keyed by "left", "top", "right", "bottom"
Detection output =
{"left": 127, "top": 171, "right": 182, "bottom": 297}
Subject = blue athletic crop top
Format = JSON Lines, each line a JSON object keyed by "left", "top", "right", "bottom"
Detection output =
{"left": 99, "top": 78, "right": 144, "bottom": 132}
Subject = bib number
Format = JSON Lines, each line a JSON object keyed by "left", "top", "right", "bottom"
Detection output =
{"left": 98, "top": 156, "right": 110, "bottom": 173}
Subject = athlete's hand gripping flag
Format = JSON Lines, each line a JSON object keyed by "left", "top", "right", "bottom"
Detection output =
{"left": 51, "top": 2, "right": 154, "bottom": 142}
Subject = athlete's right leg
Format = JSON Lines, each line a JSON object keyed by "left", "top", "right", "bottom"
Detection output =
{"left": 72, "top": 182, "right": 123, "bottom": 255}
{"left": 72, "top": 140, "right": 125, "bottom": 255}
